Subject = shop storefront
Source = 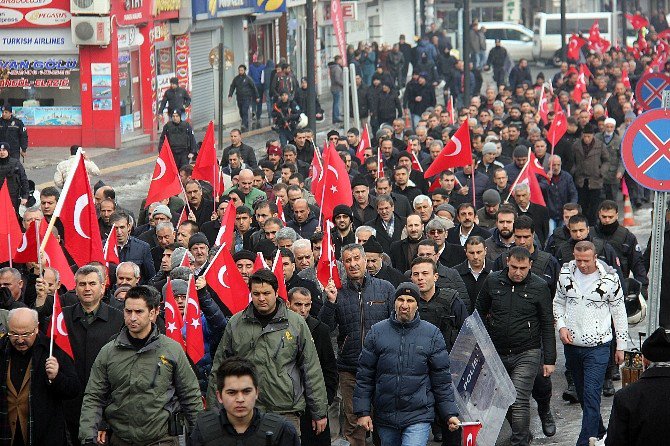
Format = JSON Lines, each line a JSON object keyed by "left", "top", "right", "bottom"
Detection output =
{"left": 0, "top": 0, "right": 181, "bottom": 148}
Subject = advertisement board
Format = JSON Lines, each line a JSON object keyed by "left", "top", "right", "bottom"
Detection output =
{"left": 0, "top": 0, "right": 71, "bottom": 28}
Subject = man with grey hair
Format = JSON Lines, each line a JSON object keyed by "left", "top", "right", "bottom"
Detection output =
{"left": 22, "top": 206, "right": 43, "bottom": 231}
{"left": 60, "top": 264, "right": 125, "bottom": 443}
{"left": 366, "top": 194, "right": 405, "bottom": 254}
{"left": 0, "top": 307, "right": 80, "bottom": 445}
{"left": 413, "top": 194, "right": 434, "bottom": 225}
{"left": 354, "top": 226, "right": 376, "bottom": 245}
{"left": 0, "top": 267, "right": 25, "bottom": 309}
{"left": 115, "top": 261, "right": 141, "bottom": 289}
{"left": 425, "top": 218, "right": 467, "bottom": 268}
{"left": 151, "top": 221, "right": 176, "bottom": 272}
{"left": 276, "top": 227, "right": 299, "bottom": 250}
{"left": 512, "top": 182, "right": 550, "bottom": 246}
{"left": 292, "top": 239, "right": 314, "bottom": 272}
{"left": 320, "top": 243, "right": 395, "bottom": 446}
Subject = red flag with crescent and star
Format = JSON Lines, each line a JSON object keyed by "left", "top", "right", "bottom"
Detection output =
{"left": 43, "top": 233, "right": 76, "bottom": 290}
{"left": 191, "top": 121, "right": 224, "bottom": 197}
{"left": 184, "top": 275, "right": 205, "bottom": 364}
{"left": 548, "top": 99, "right": 568, "bottom": 148}
{"left": 461, "top": 422, "right": 483, "bottom": 446}
{"left": 0, "top": 180, "right": 22, "bottom": 265}
{"left": 203, "top": 245, "right": 249, "bottom": 314}
{"left": 317, "top": 220, "right": 342, "bottom": 289}
{"left": 625, "top": 13, "right": 649, "bottom": 30}
{"left": 214, "top": 202, "right": 236, "bottom": 248}
{"left": 146, "top": 139, "right": 183, "bottom": 206}
{"left": 567, "top": 34, "right": 587, "bottom": 60}
{"left": 47, "top": 292, "right": 74, "bottom": 359}
{"left": 164, "top": 279, "right": 186, "bottom": 349}
{"left": 103, "top": 225, "right": 120, "bottom": 266}
{"left": 13, "top": 221, "right": 43, "bottom": 264}
{"left": 58, "top": 155, "right": 105, "bottom": 267}
{"left": 424, "top": 120, "right": 472, "bottom": 178}
{"left": 313, "top": 143, "right": 353, "bottom": 222}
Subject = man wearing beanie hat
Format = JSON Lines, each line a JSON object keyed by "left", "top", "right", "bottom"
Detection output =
{"left": 332, "top": 205, "right": 355, "bottom": 259}
{"left": 477, "top": 141, "right": 504, "bottom": 182}
{"left": 597, "top": 117, "right": 624, "bottom": 201}
{"left": 573, "top": 121, "right": 610, "bottom": 225}
{"left": 504, "top": 145, "right": 530, "bottom": 184}
{"left": 353, "top": 281, "right": 460, "bottom": 442}
{"left": 362, "top": 238, "right": 406, "bottom": 287}
{"left": 605, "top": 327, "right": 670, "bottom": 444}
{"left": 157, "top": 76, "right": 191, "bottom": 119}
{"left": 477, "top": 189, "right": 503, "bottom": 230}
{"left": 232, "top": 249, "right": 256, "bottom": 284}
{"left": 188, "top": 232, "right": 210, "bottom": 274}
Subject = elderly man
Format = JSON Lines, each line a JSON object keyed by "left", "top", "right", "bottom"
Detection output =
{"left": 233, "top": 168, "right": 267, "bottom": 208}
{"left": 185, "top": 180, "right": 215, "bottom": 228}
{"left": 149, "top": 222, "right": 176, "bottom": 271}
{"left": 362, "top": 239, "right": 406, "bottom": 288}
{"left": 413, "top": 195, "right": 434, "bottom": 225}
{"left": 0, "top": 308, "right": 79, "bottom": 445}
{"left": 512, "top": 183, "right": 549, "bottom": 246}
{"left": 320, "top": 244, "right": 395, "bottom": 446}
{"left": 115, "top": 261, "right": 141, "bottom": 289}
{"left": 187, "top": 232, "right": 210, "bottom": 276}
{"left": 0, "top": 268, "right": 26, "bottom": 309}
{"left": 572, "top": 124, "right": 610, "bottom": 226}
{"left": 425, "top": 218, "right": 466, "bottom": 268}
{"left": 292, "top": 239, "right": 314, "bottom": 272}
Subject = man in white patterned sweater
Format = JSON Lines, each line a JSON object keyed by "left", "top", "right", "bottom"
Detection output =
{"left": 553, "top": 240, "right": 628, "bottom": 446}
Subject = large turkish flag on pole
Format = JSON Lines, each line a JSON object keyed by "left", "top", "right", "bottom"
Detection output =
{"left": 146, "top": 139, "right": 183, "bottom": 206}
{"left": 424, "top": 121, "right": 472, "bottom": 178}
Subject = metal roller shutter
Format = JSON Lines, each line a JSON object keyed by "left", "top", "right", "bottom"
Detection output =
{"left": 190, "top": 31, "right": 216, "bottom": 128}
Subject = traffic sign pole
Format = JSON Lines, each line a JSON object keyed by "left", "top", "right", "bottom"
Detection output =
{"left": 647, "top": 90, "right": 670, "bottom": 333}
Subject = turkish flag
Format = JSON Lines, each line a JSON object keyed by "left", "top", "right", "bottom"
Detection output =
{"left": 621, "top": 69, "right": 631, "bottom": 89}
{"left": 317, "top": 220, "right": 342, "bottom": 289}
{"left": 461, "top": 423, "right": 483, "bottom": 446}
{"left": 357, "top": 124, "right": 371, "bottom": 163}
{"left": 309, "top": 147, "right": 324, "bottom": 193}
{"left": 567, "top": 34, "right": 587, "bottom": 60}
{"left": 313, "top": 144, "right": 353, "bottom": 222}
{"left": 203, "top": 246, "right": 249, "bottom": 314}
{"left": 164, "top": 278, "right": 186, "bottom": 349}
{"left": 0, "top": 180, "right": 23, "bottom": 265}
{"left": 103, "top": 225, "right": 120, "bottom": 266}
{"left": 424, "top": 120, "right": 472, "bottom": 179}
{"left": 177, "top": 206, "right": 188, "bottom": 226}
{"left": 146, "top": 139, "right": 183, "bottom": 206}
{"left": 572, "top": 66, "right": 588, "bottom": 104}
{"left": 13, "top": 221, "right": 44, "bottom": 264}
{"left": 547, "top": 109, "right": 568, "bottom": 148}
{"left": 58, "top": 155, "right": 105, "bottom": 267}
{"left": 276, "top": 197, "right": 285, "bottom": 223}
{"left": 428, "top": 177, "right": 441, "bottom": 192}
{"left": 214, "top": 203, "right": 236, "bottom": 248}
{"left": 253, "top": 252, "right": 269, "bottom": 273}
{"left": 588, "top": 20, "right": 610, "bottom": 53}
{"left": 625, "top": 13, "right": 649, "bottom": 30}
{"left": 515, "top": 162, "right": 546, "bottom": 207}
{"left": 637, "top": 33, "right": 648, "bottom": 53}
{"left": 184, "top": 275, "right": 205, "bottom": 364}
{"left": 47, "top": 292, "right": 74, "bottom": 359}
{"left": 191, "top": 121, "right": 224, "bottom": 198}
{"left": 43, "top": 234, "right": 76, "bottom": 290}
{"left": 272, "top": 251, "right": 288, "bottom": 301}
{"left": 529, "top": 153, "right": 550, "bottom": 180}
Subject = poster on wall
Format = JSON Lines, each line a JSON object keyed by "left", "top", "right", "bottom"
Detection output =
{"left": 91, "top": 63, "right": 112, "bottom": 110}
{"left": 120, "top": 114, "right": 134, "bottom": 134}
{"left": 93, "top": 99, "right": 112, "bottom": 111}
{"left": 13, "top": 107, "right": 82, "bottom": 126}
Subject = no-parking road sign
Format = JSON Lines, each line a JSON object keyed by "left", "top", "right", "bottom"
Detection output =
{"left": 621, "top": 108, "right": 670, "bottom": 191}
{"left": 635, "top": 72, "right": 670, "bottom": 111}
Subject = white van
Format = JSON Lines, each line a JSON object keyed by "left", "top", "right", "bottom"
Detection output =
{"left": 532, "top": 12, "right": 635, "bottom": 64}
{"left": 479, "top": 22, "right": 535, "bottom": 62}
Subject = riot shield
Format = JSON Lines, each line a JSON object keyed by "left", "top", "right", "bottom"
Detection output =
{"left": 449, "top": 311, "right": 517, "bottom": 446}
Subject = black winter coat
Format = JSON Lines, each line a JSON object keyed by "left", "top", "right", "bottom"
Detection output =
{"left": 475, "top": 270, "right": 556, "bottom": 364}
{"left": 605, "top": 366, "right": 670, "bottom": 446}
{"left": 158, "top": 86, "right": 191, "bottom": 115}
{"left": 0, "top": 334, "right": 80, "bottom": 446}
{"left": 374, "top": 91, "right": 403, "bottom": 125}
{"left": 0, "top": 156, "right": 29, "bottom": 206}
{"left": 158, "top": 120, "right": 197, "bottom": 153}
{"left": 305, "top": 316, "right": 338, "bottom": 405}
{"left": 228, "top": 74, "right": 258, "bottom": 101}
{"left": 0, "top": 116, "right": 28, "bottom": 157}
{"left": 318, "top": 274, "right": 395, "bottom": 373}
{"left": 353, "top": 314, "right": 459, "bottom": 428}
{"left": 454, "top": 260, "right": 492, "bottom": 314}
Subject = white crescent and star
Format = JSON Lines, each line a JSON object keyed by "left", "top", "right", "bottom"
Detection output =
{"left": 73, "top": 194, "right": 91, "bottom": 240}
{"left": 445, "top": 136, "right": 462, "bottom": 157}
{"left": 218, "top": 266, "right": 229, "bottom": 288}
{"left": 187, "top": 297, "right": 201, "bottom": 329}
{"left": 327, "top": 165, "right": 339, "bottom": 180}
{"left": 153, "top": 158, "right": 167, "bottom": 181}
{"left": 56, "top": 313, "right": 68, "bottom": 336}
{"left": 16, "top": 234, "right": 27, "bottom": 253}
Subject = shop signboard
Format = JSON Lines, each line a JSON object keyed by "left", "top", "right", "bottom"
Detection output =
{"left": 192, "top": 0, "right": 254, "bottom": 20}
{"left": 0, "top": 28, "right": 76, "bottom": 54}
{"left": 0, "top": 0, "right": 71, "bottom": 28}
{"left": 0, "top": 56, "right": 78, "bottom": 89}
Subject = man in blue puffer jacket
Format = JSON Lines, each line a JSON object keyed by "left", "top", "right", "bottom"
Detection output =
{"left": 353, "top": 282, "right": 461, "bottom": 445}
{"left": 320, "top": 243, "right": 395, "bottom": 446}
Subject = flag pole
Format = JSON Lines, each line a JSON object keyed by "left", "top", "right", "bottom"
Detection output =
{"left": 36, "top": 222, "right": 43, "bottom": 278}
{"left": 49, "top": 294, "right": 56, "bottom": 357}
{"left": 7, "top": 234, "right": 11, "bottom": 269}
{"left": 39, "top": 151, "right": 83, "bottom": 253}
{"left": 471, "top": 165, "right": 476, "bottom": 208}
{"left": 504, "top": 149, "right": 533, "bottom": 203}
{"left": 317, "top": 147, "right": 328, "bottom": 229}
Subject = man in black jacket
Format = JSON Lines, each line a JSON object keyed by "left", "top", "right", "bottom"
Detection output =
{"left": 157, "top": 77, "right": 191, "bottom": 119}
{"left": 363, "top": 238, "right": 406, "bottom": 287}
{"left": 57, "top": 265, "right": 125, "bottom": 445}
{"left": 0, "top": 106, "right": 28, "bottom": 160}
{"left": 486, "top": 39, "right": 508, "bottom": 87}
{"left": 365, "top": 195, "right": 405, "bottom": 254}
{"left": 228, "top": 65, "right": 259, "bottom": 132}
{"left": 454, "top": 236, "right": 491, "bottom": 314}
{"left": 220, "top": 129, "right": 257, "bottom": 168}
{"left": 288, "top": 287, "right": 337, "bottom": 446}
{"left": 390, "top": 213, "right": 424, "bottom": 273}
{"left": 373, "top": 81, "right": 403, "bottom": 127}
{"left": 158, "top": 109, "right": 197, "bottom": 168}
{"left": 476, "top": 247, "right": 556, "bottom": 446}
{"left": 0, "top": 308, "right": 80, "bottom": 445}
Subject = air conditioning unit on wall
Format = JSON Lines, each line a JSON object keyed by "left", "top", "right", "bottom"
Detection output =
{"left": 72, "top": 16, "right": 111, "bottom": 45}
{"left": 70, "top": 0, "right": 110, "bottom": 15}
